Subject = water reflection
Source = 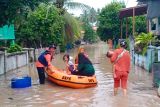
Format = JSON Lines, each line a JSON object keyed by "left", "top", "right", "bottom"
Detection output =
{"left": 0, "top": 42, "right": 160, "bottom": 107}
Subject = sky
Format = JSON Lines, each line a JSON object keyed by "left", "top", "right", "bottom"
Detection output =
{"left": 68, "top": 0, "right": 138, "bottom": 16}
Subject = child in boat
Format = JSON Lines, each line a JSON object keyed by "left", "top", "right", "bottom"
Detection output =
{"left": 63, "top": 54, "right": 77, "bottom": 75}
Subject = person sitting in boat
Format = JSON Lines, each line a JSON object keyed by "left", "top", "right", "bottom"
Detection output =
{"left": 36, "top": 44, "right": 56, "bottom": 84}
{"left": 75, "top": 47, "right": 88, "bottom": 65}
{"left": 63, "top": 54, "right": 77, "bottom": 75}
{"left": 74, "top": 47, "right": 95, "bottom": 76}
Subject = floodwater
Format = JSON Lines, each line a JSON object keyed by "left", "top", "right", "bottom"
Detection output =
{"left": 0, "top": 42, "right": 160, "bottom": 107}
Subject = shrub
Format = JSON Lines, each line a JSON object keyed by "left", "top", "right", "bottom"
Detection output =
{"left": 7, "top": 44, "right": 22, "bottom": 53}
{"left": 134, "top": 32, "right": 154, "bottom": 55}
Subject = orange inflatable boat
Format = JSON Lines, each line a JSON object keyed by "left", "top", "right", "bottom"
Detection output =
{"left": 45, "top": 66, "right": 97, "bottom": 88}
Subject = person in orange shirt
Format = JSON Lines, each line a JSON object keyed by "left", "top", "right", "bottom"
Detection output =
{"left": 107, "top": 40, "right": 130, "bottom": 96}
{"left": 36, "top": 45, "right": 56, "bottom": 84}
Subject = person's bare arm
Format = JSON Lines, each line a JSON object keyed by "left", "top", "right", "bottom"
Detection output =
{"left": 45, "top": 54, "right": 54, "bottom": 72}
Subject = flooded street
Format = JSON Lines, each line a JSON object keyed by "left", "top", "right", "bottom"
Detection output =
{"left": 0, "top": 43, "right": 160, "bottom": 107}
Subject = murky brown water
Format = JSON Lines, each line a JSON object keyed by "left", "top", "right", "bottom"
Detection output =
{"left": 0, "top": 42, "right": 160, "bottom": 107}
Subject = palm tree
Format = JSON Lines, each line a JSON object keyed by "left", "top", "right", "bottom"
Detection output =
{"left": 50, "top": 0, "right": 91, "bottom": 48}
{"left": 88, "top": 8, "right": 97, "bottom": 26}
{"left": 52, "top": 0, "right": 91, "bottom": 13}
{"left": 64, "top": 12, "right": 81, "bottom": 43}
{"left": 80, "top": 8, "right": 97, "bottom": 26}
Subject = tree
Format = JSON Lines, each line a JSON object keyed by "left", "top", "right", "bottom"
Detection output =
{"left": 16, "top": 4, "right": 64, "bottom": 48}
{"left": 97, "top": 1, "right": 147, "bottom": 42}
{"left": 51, "top": 0, "right": 91, "bottom": 48}
{"left": 80, "top": 8, "right": 98, "bottom": 26}
{"left": 127, "top": 15, "right": 147, "bottom": 35}
{"left": 0, "top": 0, "right": 49, "bottom": 26}
{"left": 80, "top": 10, "right": 98, "bottom": 43}
{"left": 52, "top": 0, "right": 91, "bottom": 11}
{"left": 83, "top": 24, "right": 97, "bottom": 43}
{"left": 64, "top": 12, "right": 81, "bottom": 43}
{"left": 97, "top": 2, "right": 125, "bottom": 41}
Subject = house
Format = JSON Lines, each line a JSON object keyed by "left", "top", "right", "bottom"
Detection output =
{"left": 147, "top": 1, "right": 160, "bottom": 36}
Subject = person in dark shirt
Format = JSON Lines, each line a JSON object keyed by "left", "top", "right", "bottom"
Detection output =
{"left": 74, "top": 47, "right": 95, "bottom": 76}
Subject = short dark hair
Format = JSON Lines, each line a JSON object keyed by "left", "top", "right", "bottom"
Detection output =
{"left": 63, "top": 54, "right": 70, "bottom": 61}
{"left": 119, "top": 39, "right": 127, "bottom": 48}
{"left": 49, "top": 44, "right": 56, "bottom": 49}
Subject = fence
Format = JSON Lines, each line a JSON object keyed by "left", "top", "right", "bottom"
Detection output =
{"left": 133, "top": 45, "right": 160, "bottom": 72}
{"left": 0, "top": 46, "right": 60, "bottom": 75}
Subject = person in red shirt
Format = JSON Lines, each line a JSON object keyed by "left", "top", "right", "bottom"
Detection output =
{"left": 36, "top": 45, "right": 56, "bottom": 84}
{"left": 107, "top": 40, "right": 130, "bottom": 96}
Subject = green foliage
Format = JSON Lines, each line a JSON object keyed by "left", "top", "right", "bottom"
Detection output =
{"left": 60, "top": 44, "right": 66, "bottom": 52}
{"left": 7, "top": 44, "right": 22, "bottom": 53}
{"left": 125, "top": 38, "right": 130, "bottom": 51}
{"left": 127, "top": 16, "right": 147, "bottom": 35}
{"left": 97, "top": 2, "right": 147, "bottom": 42}
{"left": 97, "top": 2, "right": 125, "bottom": 41}
{"left": 53, "top": 0, "right": 91, "bottom": 11}
{"left": 0, "top": 0, "right": 49, "bottom": 26}
{"left": 83, "top": 23, "right": 97, "bottom": 43}
{"left": 134, "top": 32, "right": 154, "bottom": 55}
{"left": 79, "top": 9, "right": 98, "bottom": 43}
{"left": 16, "top": 4, "right": 64, "bottom": 48}
{"left": 135, "top": 16, "right": 147, "bottom": 33}
{"left": 64, "top": 13, "right": 81, "bottom": 43}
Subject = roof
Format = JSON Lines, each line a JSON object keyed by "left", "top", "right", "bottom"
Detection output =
{"left": 119, "top": 4, "right": 147, "bottom": 19}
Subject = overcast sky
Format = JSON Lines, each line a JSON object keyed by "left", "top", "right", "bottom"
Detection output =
{"left": 68, "top": 0, "right": 138, "bottom": 16}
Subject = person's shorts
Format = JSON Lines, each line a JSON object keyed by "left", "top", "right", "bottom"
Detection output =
{"left": 114, "top": 70, "right": 128, "bottom": 89}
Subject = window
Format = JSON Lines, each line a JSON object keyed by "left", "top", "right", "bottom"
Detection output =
{"left": 151, "top": 19, "right": 156, "bottom": 30}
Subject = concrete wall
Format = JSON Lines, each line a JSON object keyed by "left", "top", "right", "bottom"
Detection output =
{"left": 0, "top": 47, "right": 61, "bottom": 75}
{"left": 6, "top": 51, "right": 28, "bottom": 72}
{"left": 0, "top": 50, "right": 30, "bottom": 74}
{"left": 134, "top": 54, "right": 148, "bottom": 70}
{"left": 0, "top": 52, "right": 5, "bottom": 75}
{"left": 23, "top": 48, "right": 35, "bottom": 62}
{"left": 133, "top": 46, "right": 158, "bottom": 72}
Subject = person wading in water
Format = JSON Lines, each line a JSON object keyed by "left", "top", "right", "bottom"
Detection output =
{"left": 107, "top": 40, "right": 131, "bottom": 96}
{"left": 36, "top": 45, "right": 56, "bottom": 84}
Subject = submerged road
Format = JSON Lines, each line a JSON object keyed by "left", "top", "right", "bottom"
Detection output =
{"left": 0, "top": 43, "right": 159, "bottom": 107}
